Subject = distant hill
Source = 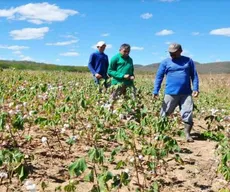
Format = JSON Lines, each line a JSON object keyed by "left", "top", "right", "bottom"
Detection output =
{"left": 0, "top": 60, "right": 88, "bottom": 72}
{"left": 134, "top": 61, "right": 230, "bottom": 74}
{"left": 0, "top": 59, "right": 229, "bottom": 74}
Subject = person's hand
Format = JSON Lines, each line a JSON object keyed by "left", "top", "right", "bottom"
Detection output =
{"left": 95, "top": 73, "right": 102, "bottom": 79}
{"left": 192, "top": 91, "right": 199, "bottom": 97}
{"left": 153, "top": 94, "right": 159, "bottom": 99}
{"left": 130, "top": 76, "right": 135, "bottom": 80}
{"left": 124, "top": 74, "right": 130, "bottom": 79}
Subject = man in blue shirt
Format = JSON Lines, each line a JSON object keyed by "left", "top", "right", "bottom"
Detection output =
{"left": 88, "top": 41, "right": 109, "bottom": 89}
{"left": 153, "top": 43, "right": 199, "bottom": 142}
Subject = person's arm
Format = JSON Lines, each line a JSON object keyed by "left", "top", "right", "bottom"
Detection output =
{"left": 88, "top": 53, "right": 96, "bottom": 75}
{"left": 108, "top": 56, "right": 125, "bottom": 79}
{"left": 105, "top": 55, "right": 109, "bottom": 77}
{"left": 189, "top": 59, "right": 199, "bottom": 93}
{"left": 153, "top": 61, "right": 166, "bottom": 95}
{"left": 129, "top": 58, "right": 135, "bottom": 80}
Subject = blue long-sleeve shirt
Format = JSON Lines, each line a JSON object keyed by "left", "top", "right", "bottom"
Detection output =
{"left": 88, "top": 51, "right": 109, "bottom": 78}
{"left": 153, "top": 56, "right": 199, "bottom": 95}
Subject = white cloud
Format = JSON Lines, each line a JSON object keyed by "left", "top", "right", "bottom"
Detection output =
{"left": 60, "top": 52, "right": 79, "bottom": 56}
{"left": 0, "top": 45, "right": 29, "bottom": 50}
{"left": 19, "top": 55, "right": 33, "bottom": 61}
{"left": 46, "top": 40, "right": 78, "bottom": 46}
{"left": 155, "top": 29, "right": 174, "bottom": 36}
{"left": 165, "top": 41, "right": 171, "bottom": 45}
{"left": 152, "top": 52, "right": 159, "bottom": 55}
{"left": 131, "top": 46, "right": 144, "bottom": 50}
{"left": 0, "top": 2, "right": 78, "bottom": 24}
{"left": 140, "top": 13, "right": 152, "bottom": 19}
{"left": 101, "top": 33, "right": 110, "bottom": 37}
{"left": 210, "top": 27, "right": 230, "bottom": 37}
{"left": 13, "top": 51, "right": 22, "bottom": 55}
{"left": 56, "top": 59, "right": 60, "bottom": 62}
{"left": 63, "top": 35, "right": 77, "bottom": 39}
{"left": 91, "top": 44, "right": 112, "bottom": 49}
{"left": 191, "top": 32, "right": 200, "bottom": 36}
{"left": 10, "top": 27, "right": 49, "bottom": 40}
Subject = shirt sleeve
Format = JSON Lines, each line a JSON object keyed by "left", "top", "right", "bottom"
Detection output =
{"left": 130, "top": 58, "right": 134, "bottom": 76}
{"left": 153, "top": 61, "right": 166, "bottom": 94}
{"left": 88, "top": 53, "right": 96, "bottom": 75}
{"left": 189, "top": 59, "right": 199, "bottom": 92}
{"left": 105, "top": 55, "right": 109, "bottom": 75}
{"left": 108, "top": 56, "right": 125, "bottom": 79}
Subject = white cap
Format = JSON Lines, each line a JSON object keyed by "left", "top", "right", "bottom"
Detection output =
{"left": 96, "top": 41, "right": 106, "bottom": 47}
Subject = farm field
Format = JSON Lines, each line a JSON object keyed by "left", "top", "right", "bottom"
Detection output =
{"left": 0, "top": 70, "right": 229, "bottom": 192}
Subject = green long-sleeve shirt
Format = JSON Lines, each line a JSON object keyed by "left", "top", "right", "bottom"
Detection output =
{"left": 108, "top": 53, "right": 134, "bottom": 86}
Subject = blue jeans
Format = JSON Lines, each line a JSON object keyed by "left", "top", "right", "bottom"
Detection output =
{"left": 160, "top": 94, "right": 193, "bottom": 125}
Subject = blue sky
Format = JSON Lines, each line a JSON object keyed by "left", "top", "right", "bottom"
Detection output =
{"left": 0, "top": 0, "right": 230, "bottom": 66}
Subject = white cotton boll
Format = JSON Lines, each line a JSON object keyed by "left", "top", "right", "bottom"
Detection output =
{"left": 0, "top": 172, "right": 8, "bottom": 179}
{"left": 84, "top": 146, "right": 89, "bottom": 151}
{"left": 30, "top": 87, "right": 35, "bottom": 90}
{"left": 23, "top": 102, "right": 27, "bottom": 107}
{"left": 86, "top": 124, "right": 92, "bottom": 129}
{"left": 8, "top": 110, "right": 14, "bottom": 115}
{"left": 64, "top": 124, "right": 70, "bottom": 128}
{"left": 9, "top": 102, "right": 14, "bottom": 107}
{"left": 16, "top": 105, "right": 22, "bottom": 110}
{"left": 117, "top": 99, "right": 124, "bottom": 103}
{"left": 23, "top": 115, "right": 28, "bottom": 119}
{"left": 103, "top": 103, "right": 111, "bottom": 109}
{"left": 26, "top": 184, "right": 36, "bottom": 192}
{"left": 112, "top": 110, "right": 117, "bottom": 114}
{"left": 124, "top": 168, "right": 130, "bottom": 174}
{"left": 138, "top": 155, "right": 143, "bottom": 160}
{"left": 210, "top": 109, "right": 219, "bottom": 115}
{"left": 129, "top": 157, "right": 135, "bottom": 163}
{"left": 24, "top": 180, "right": 36, "bottom": 192}
{"left": 119, "top": 114, "right": 125, "bottom": 120}
{"left": 29, "top": 111, "right": 35, "bottom": 116}
{"left": 5, "top": 124, "right": 10, "bottom": 130}
{"left": 41, "top": 137, "right": 47, "bottom": 143}
{"left": 60, "top": 128, "right": 66, "bottom": 134}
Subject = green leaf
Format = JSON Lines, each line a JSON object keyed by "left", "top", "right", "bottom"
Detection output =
{"left": 16, "top": 164, "right": 29, "bottom": 181}
{"left": 84, "top": 170, "right": 94, "bottom": 182}
{"left": 115, "top": 160, "right": 126, "bottom": 170}
{"left": 68, "top": 158, "right": 87, "bottom": 177}
{"left": 151, "top": 181, "right": 159, "bottom": 192}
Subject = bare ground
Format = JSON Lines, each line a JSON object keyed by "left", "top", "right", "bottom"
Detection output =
{"left": 0, "top": 119, "right": 229, "bottom": 192}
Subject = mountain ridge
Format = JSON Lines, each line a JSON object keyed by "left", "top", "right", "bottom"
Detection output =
{"left": 0, "top": 60, "right": 230, "bottom": 74}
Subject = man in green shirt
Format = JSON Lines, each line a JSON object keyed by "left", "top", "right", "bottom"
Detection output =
{"left": 108, "top": 43, "right": 135, "bottom": 99}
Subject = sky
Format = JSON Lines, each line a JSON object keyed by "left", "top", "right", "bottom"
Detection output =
{"left": 0, "top": 0, "right": 230, "bottom": 66}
